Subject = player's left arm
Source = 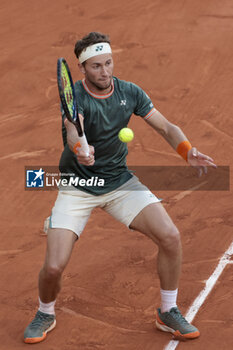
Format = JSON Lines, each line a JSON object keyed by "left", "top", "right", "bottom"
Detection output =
{"left": 145, "top": 110, "right": 217, "bottom": 176}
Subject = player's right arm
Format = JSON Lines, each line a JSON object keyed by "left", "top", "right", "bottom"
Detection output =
{"left": 64, "top": 117, "right": 95, "bottom": 166}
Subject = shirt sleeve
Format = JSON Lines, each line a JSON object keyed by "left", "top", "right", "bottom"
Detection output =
{"left": 131, "top": 83, "right": 157, "bottom": 120}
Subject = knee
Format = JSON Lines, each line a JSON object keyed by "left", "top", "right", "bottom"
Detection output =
{"left": 42, "top": 264, "right": 64, "bottom": 280}
{"left": 159, "top": 225, "right": 181, "bottom": 253}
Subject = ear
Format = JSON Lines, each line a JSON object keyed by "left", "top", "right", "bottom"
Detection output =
{"left": 78, "top": 63, "right": 85, "bottom": 75}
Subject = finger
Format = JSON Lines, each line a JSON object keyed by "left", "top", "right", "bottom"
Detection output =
{"left": 203, "top": 166, "right": 207, "bottom": 175}
{"left": 194, "top": 166, "right": 202, "bottom": 177}
{"left": 191, "top": 156, "right": 217, "bottom": 168}
{"left": 205, "top": 160, "right": 217, "bottom": 168}
{"left": 89, "top": 145, "right": 95, "bottom": 155}
{"left": 209, "top": 160, "right": 217, "bottom": 168}
{"left": 195, "top": 151, "right": 214, "bottom": 163}
{"left": 77, "top": 156, "right": 94, "bottom": 163}
{"left": 76, "top": 154, "right": 95, "bottom": 164}
{"left": 200, "top": 159, "right": 217, "bottom": 168}
{"left": 76, "top": 149, "right": 90, "bottom": 158}
{"left": 78, "top": 159, "right": 95, "bottom": 166}
{"left": 198, "top": 167, "right": 203, "bottom": 177}
{"left": 87, "top": 159, "right": 95, "bottom": 166}
{"left": 86, "top": 155, "right": 95, "bottom": 163}
{"left": 64, "top": 118, "right": 74, "bottom": 128}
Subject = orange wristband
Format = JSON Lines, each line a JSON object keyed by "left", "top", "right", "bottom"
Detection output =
{"left": 176, "top": 141, "right": 192, "bottom": 161}
{"left": 73, "top": 141, "right": 81, "bottom": 154}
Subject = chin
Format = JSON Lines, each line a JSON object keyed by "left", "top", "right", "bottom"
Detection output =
{"left": 104, "top": 82, "right": 111, "bottom": 89}
{"left": 98, "top": 81, "right": 111, "bottom": 90}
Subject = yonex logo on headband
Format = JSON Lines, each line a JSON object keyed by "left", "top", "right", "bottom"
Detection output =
{"left": 79, "top": 43, "right": 112, "bottom": 63}
{"left": 95, "top": 45, "right": 103, "bottom": 52}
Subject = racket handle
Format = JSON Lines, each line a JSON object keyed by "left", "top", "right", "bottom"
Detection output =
{"left": 73, "top": 134, "right": 90, "bottom": 156}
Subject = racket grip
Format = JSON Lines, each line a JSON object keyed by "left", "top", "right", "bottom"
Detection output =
{"left": 73, "top": 134, "right": 89, "bottom": 156}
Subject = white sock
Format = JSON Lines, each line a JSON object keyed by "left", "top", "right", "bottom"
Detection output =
{"left": 160, "top": 288, "right": 178, "bottom": 313}
{"left": 38, "top": 297, "right": 56, "bottom": 315}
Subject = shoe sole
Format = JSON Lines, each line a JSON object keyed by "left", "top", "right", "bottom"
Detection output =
{"left": 24, "top": 319, "right": 56, "bottom": 344}
{"left": 155, "top": 317, "right": 200, "bottom": 340}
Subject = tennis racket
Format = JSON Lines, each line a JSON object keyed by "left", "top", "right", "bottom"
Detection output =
{"left": 57, "top": 57, "right": 89, "bottom": 156}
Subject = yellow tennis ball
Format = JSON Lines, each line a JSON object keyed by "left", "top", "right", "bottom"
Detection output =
{"left": 118, "top": 128, "right": 134, "bottom": 143}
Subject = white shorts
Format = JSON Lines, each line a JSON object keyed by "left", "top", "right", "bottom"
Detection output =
{"left": 47, "top": 175, "right": 161, "bottom": 237}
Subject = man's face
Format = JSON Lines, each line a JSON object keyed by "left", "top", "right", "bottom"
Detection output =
{"left": 81, "top": 53, "right": 114, "bottom": 91}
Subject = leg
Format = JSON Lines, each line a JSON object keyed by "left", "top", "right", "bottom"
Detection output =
{"left": 39, "top": 227, "right": 78, "bottom": 303}
{"left": 24, "top": 187, "right": 95, "bottom": 343}
{"left": 129, "top": 202, "right": 182, "bottom": 290}
{"left": 24, "top": 228, "right": 77, "bottom": 344}
{"left": 102, "top": 176, "right": 199, "bottom": 339}
{"left": 103, "top": 177, "right": 181, "bottom": 290}
{"left": 130, "top": 202, "right": 199, "bottom": 339}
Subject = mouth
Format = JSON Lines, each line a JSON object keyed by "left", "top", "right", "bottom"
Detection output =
{"left": 94, "top": 77, "right": 112, "bottom": 90}
{"left": 99, "top": 77, "right": 110, "bottom": 82}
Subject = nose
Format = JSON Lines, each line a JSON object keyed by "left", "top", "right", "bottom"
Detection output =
{"left": 101, "top": 66, "right": 108, "bottom": 76}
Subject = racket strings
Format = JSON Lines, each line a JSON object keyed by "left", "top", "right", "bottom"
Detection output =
{"left": 61, "top": 63, "right": 75, "bottom": 118}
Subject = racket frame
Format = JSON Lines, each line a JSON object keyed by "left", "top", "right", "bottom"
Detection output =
{"left": 57, "top": 57, "right": 83, "bottom": 137}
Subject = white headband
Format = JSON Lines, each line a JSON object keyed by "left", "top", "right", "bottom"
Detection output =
{"left": 79, "top": 42, "right": 112, "bottom": 63}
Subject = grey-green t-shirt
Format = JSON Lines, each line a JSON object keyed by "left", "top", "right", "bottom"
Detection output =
{"left": 59, "top": 76, "right": 156, "bottom": 195}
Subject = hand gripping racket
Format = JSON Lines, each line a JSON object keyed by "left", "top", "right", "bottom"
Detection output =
{"left": 57, "top": 57, "right": 89, "bottom": 156}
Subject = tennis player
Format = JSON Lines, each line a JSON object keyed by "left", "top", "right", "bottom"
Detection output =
{"left": 24, "top": 32, "right": 216, "bottom": 343}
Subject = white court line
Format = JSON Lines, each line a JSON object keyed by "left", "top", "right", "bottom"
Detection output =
{"left": 164, "top": 241, "right": 233, "bottom": 350}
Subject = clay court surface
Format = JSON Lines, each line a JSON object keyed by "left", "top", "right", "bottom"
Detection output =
{"left": 0, "top": 0, "right": 232, "bottom": 349}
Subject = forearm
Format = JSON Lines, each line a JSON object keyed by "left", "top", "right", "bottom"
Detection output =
{"left": 64, "top": 114, "right": 84, "bottom": 151}
{"left": 145, "top": 111, "right": 216, "bottom": 171}
{"left": 161, "top": 123, "right": 190, "bottom": 150}
{"left": 145, "top": 111, "right": 192, "bottom": 161}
